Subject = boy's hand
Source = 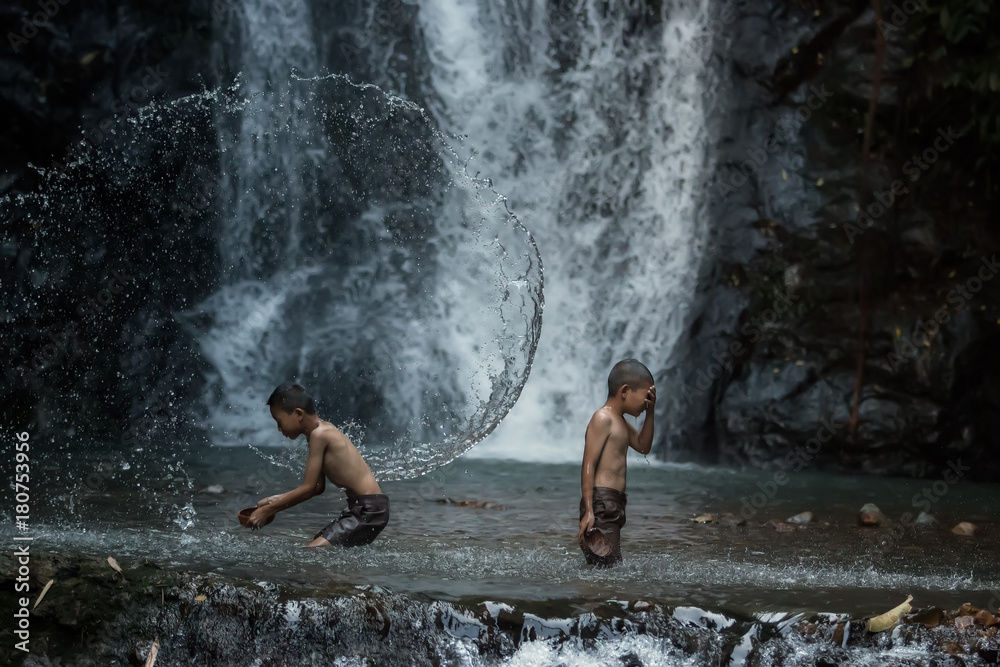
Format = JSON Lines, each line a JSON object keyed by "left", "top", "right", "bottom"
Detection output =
{"left": 644, "top": 385, "right": 656, "bottom": 412}
{"left": 247, "top": 506, "right": 272, "bottom": 530}
{"left": 577, "top": 510, "right": 595, "bottom": 542}
{"left": 257, "top": 494, "right": 281, "bottom": 508}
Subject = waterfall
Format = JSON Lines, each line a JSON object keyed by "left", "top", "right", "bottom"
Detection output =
{"left": 183, "top": 0, "right": 544, "bottom": 477}
{"left": 416, "top": 0, "right": 715, "bottom": 461}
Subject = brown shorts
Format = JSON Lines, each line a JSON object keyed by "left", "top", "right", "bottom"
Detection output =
{"left": 579, "top": 486, "right": 627, "bottom": 568}
{"left": 315, "top": 494, "right": 390, "bottom": 546}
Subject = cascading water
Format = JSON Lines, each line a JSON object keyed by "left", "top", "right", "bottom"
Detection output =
{"left": 182, "top": 0, "right": 544, "bottom": 477}
{"left": 416, "top": 0, "right": 716, "bottom": 461}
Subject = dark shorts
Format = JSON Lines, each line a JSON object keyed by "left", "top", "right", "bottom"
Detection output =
{"left": 579, "top": 486, "right": 627, "bottom": 568}
{"left": 315, "top": 494, "right": 390, "bottom": 546}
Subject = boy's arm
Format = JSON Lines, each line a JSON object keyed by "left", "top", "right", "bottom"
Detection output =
{"left": 578, "top": 411, "right": 612, "bottom": 540}
{"left": 248, "top": 437, "right": 327, "bottom": 527}
{"left": 628, "top": 386, "right": 656, "bottom": 455}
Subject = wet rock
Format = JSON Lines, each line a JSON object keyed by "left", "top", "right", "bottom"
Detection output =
{"left": 908, "top": 608, "right": 944, "bottom": 628}
{"left": 689, "top": 513, "right": 746, "bottom": 526}
{"left": 786, "top": 511, "right": 814, "bottom": 524}
{"left": 975, "top": 610, "right": 996, "bottom": 627}
{"left": 437, "top": 498, "right": 505, "bottom": 510}
{"left": 958, "top": 603, "right": 981, "bottom": 617}
{"left": 764, "top": 519, "right": 796, "bottom": 532}
{"left": 943, "top": 641, "right": 964, "bottom": 655}
{"left": 858, "top": 503, "right": 887, "bottom": 526}
{"left": 619, "top": 652, "right": 644, "bottom": 667}
{"left": 914, "top": 512, "right": 937, "bottom": 528}
{"left": 951, "top": 522, "right": 979, "bottom": 536}
{"left": 955, "top": 615, "right": 976, "bottom": 630}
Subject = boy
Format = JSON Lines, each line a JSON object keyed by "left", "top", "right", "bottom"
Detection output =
{"left": 577, "top": 359, "right": 655, "bottom": 567}
{"left": 246, "top": 382, "right": 390, "bottom": 547}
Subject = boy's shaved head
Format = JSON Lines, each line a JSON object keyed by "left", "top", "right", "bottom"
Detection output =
{"left": 607, "top": 359, "right": 654, "bottom": 397}
{"left": 266, "top": 382, "right": 317, "bottom": 415}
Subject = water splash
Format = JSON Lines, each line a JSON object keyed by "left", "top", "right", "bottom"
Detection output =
{"left": 181, "top": 70, "right": 544, "bottom": 480}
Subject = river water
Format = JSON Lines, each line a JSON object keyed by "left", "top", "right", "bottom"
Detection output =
{"left": 26, "top": 446, "right": 1000, "bottom": 616}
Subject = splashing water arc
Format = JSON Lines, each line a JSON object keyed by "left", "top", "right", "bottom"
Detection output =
{"left": 5, "top": 73, "right": 544, "bottom": 485}
{"left": 189, "top": 73, "right": 545, "bottom": 480}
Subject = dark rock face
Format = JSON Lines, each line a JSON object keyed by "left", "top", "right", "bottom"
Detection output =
{"left": 664, "top": 0, "right": 1000, "bottom": 480}
{"left": 1, "top": 0, "right": 223, "bottom": 443}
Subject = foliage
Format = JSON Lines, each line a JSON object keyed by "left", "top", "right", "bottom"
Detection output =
{"left": 901, "top": 1, "right": 1000, "bottom": 174}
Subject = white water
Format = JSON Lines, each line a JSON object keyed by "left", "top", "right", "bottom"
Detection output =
{"left": 416, "top": 0, "right": 716, "bottom": 461}
{"left": 185, "top": 0, "right": 544, "bottom": 476}
{"left": 185, "top": 0, "right": 714, "bottom": 470}
{"left": 189, "top": 0, "right": 324, "bottom": 447}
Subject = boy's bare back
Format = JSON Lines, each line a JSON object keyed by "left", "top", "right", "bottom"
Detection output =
{"left": 308, "top": 421, "right": 381, "bottom": 497}
{"left": 246, "top": 383, "right": 390, "bottom": 548}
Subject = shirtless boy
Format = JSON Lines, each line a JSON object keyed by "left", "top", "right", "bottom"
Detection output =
{"left": 577, "top": 359, "right": 655, "bottom": 567}
{"left": 246, "top": 382, "right": 390, "bottom": 547}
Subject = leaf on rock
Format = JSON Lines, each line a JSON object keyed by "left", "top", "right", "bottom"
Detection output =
{"left": 867, "top": 595, "right": 913, "bottom": 633}
{"left": 33, "top": 579, "right": 54, "bottom": 609}
{"left": 144, "top": 637, "right": 159, "bottom": 667}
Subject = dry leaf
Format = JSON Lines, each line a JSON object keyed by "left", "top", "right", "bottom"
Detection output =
{"left": 144, "top": 637, "right": 159, "bottom": 667}
{"left": 867, "top": 595, "right": 913, "bottom": 632}
{"left": 33, "top": 579, "right": 54, "bottom": 609}
{"left": 108, "top": 556, "right": 123, "bottom": 574}
{"left": 80, "top": 50, "right": 101, "bottom": 66}
{"left": 195, "top": 595, "right": 207, "bottom": 602}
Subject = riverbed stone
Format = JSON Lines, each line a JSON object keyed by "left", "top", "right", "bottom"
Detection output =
{"left": 858, "top": 503, "right": 887, "bottom": 526}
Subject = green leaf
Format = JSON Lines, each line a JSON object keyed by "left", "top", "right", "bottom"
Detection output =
{"left": 940, "top": 7, "right": 950, "bottom": 30}
{"left": 930, "top": 45, "right": 948, "bottom": 61}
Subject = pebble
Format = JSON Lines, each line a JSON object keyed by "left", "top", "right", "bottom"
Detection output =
{"left": 786, "top": 511, "right": 814, "bottom": 524}
{"left": 764, "top": 519, "right": 796, "bottom": 532}
{"left": 858, "top": 503, "right": 887, "bottom": 526}
{"left": 951, "top": 522, "right": 979, "bottom": 536}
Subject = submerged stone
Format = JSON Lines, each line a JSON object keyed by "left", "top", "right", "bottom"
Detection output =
{"left": 951, "top": 521, "right": 979, "bottom": 536}
{"left": 858, "top": 503, "right": 887, "bottom": 526}
{"left": 764, "top": 519, "right": 796, "bottom": 532}
{"left": 786, "top": 511, "right": 814, "bottom": 524}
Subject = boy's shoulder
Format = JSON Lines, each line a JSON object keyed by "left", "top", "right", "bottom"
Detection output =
{"left": 308, "top": 421, "right": 348, "bottom": 448}
{"left": 588, "top": 406, "right": 620, "bottom": 428}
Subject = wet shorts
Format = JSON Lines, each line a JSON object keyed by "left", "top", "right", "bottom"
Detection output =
{"left": 579, "top": 486, "right": 627, "bottom": 568}
{"left": 315, "top": 494, "right": 390, "bottom": 546}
